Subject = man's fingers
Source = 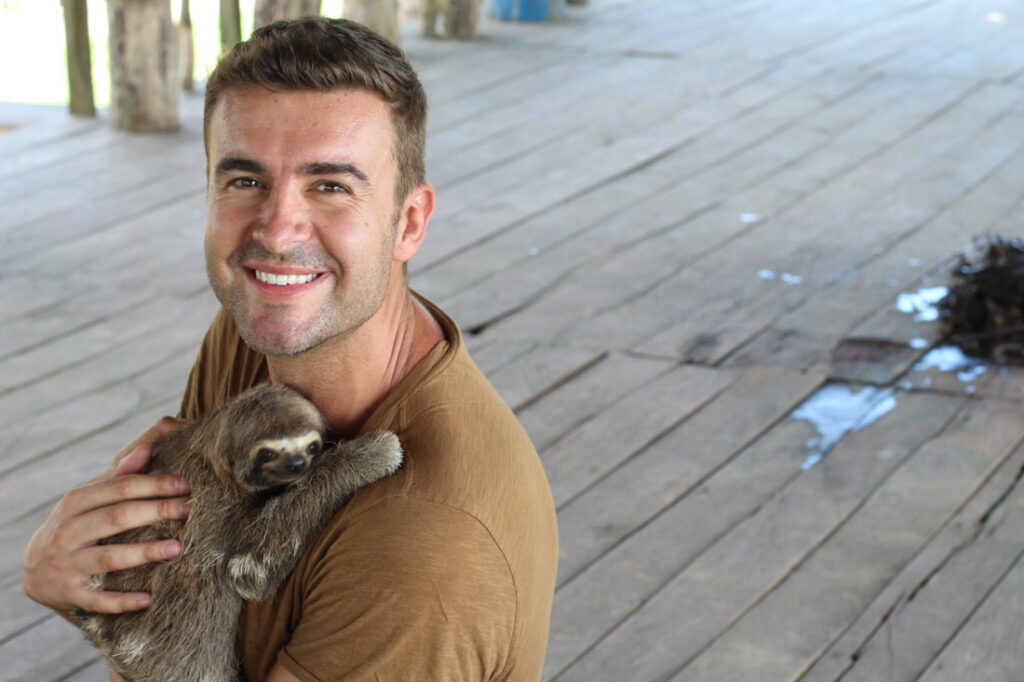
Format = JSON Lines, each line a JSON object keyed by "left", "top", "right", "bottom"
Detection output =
{"left": 61, "top": 474, "right": 190, "bottom": 520}
{"left": 58, "top": 496, "right": 191, "bottom": 549}
{"left": 111, "top": 417, "right": 185, "bottom": 470}
{"left": 75, "top": 586, "right": 153, "bottom": 615}
{"left": 114, "top": 445, "right": 154, "bottom": 476}
{"left": 79, "top": 539, "right": 183, "bottom": 577}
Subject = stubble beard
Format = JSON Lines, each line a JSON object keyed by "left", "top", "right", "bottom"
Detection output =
{"left": 206, "top": 240, "right": 395, "bottom": 359}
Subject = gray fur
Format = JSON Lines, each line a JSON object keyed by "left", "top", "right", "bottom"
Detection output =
{"left": 75, "top": 384, "right": 403, "bottom": 682}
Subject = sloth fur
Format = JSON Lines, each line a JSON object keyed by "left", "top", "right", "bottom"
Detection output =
{"left": 75, "top": 383, "right": 403, "bottom": 682}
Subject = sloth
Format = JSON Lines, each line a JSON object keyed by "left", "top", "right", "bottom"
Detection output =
{"left": 75, "top": 383, "right": 403, "bottom": 682}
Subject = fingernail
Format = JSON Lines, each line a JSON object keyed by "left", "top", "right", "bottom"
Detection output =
{"left": 137, "top": 594, "right": 152, "bottom": 609}
{"left": 176, "top": 477, "right": 190, "bottom": 495}
{"left": 179, "top": 499, "right": 191, "bottom": 517}
{"left": 162, "top": 540, "right": 181, "bottom": 559}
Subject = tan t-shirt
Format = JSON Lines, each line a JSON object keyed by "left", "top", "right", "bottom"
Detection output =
{"left": 178, "top": 296, "right": 559, "bottom": 681}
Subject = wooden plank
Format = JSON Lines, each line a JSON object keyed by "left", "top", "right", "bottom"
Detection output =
{"left": 0, "top": 611, "right": 100, "bottom": 682}
{"left": 414, "top": 51, "right": 827, "bottom": 271}
{"left": 0, "top": 123, "right": 122, "bottom": 182}
{"left": 485, "top": 345, "right": 604, "bottom": 412}
{"left": 917, "top": 551, "right": 1024, "bottom": 682}
{"left": 515, "top": 352, "right": 678, "bottom": 452}
{"left": 0, "top": 174, "right": 205, "bottom": 268}
{"left": 0, "top": 572, "right": 56, "bottom": 652}
{"left": 0, "top": 293, "right": 215, "bottom": 396}
{"left": 0, "top": 130, "right": 198, "bottom": 224}
{"left": 0, "top": 391, "right": 180, "bottom": 576}
{"left": 544, "top": 364, "right": 739, "bottom": 508}
{"left": 626, "top": 87, "right": 1024, "bottom": 364}
{"left": 554, "top": 389, "right": 967, "bottom": 682}
{"left": 0, "top": 274, "right": 89, "bottom": 326}
{"left": 424, "top": 65, "right": 892, "bottom": 329}
{"left": 0, "top": 329, "right": 201, "bottom": 432}
{"left": 62, "top": 657, "right": 109, "bottom": 682}
{"left": 5, "top": 189, "right": 207, "bottom": 283}
{"left": 427, "top": 56, "right": 654, "bottom": 189}
{"left": 554, "top": 366, "right": 824, "bottom": 588}
{"left": 478, "top": 73, "right": 985, "bottom": 350}
{"left": 803, "top": 439, "right": 1024, "bottom": 682}
{"left": 544, "top": 384, "right": 833, "bottom": 679}
{"left": 0, "top": 103, "right": 100, "bottom": 158}
{"left": 0, "top": 287, "right": 155, "bottom": 362}
{"left": 729, "top": 138, "right": 1024, "bottom": 373}
{"left": 674, "top": 398, "right": 1024, "bottom": 681}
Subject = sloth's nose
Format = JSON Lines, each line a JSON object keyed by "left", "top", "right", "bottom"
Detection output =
{"left": 285, "top": 455, "right": 308, "bottom": 473}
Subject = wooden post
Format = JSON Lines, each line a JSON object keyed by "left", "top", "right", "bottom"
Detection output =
{"left": 422, "top": 0, "right": 477, "bottom": 39}
{"left": 290, "top": 0, "right": 322, "bottom": 16}
{"left": 220, "top": 0, "right": 242, "bottom": 52}
{"left": 443, "top": 0, "right": 478, "bottom": 38}
{"left": 344, "top": 0, "right": 398, "bottom": 44}
{"left": 180, "top": 0, "right": 194, "bottom": 91}
{"left": 255, "top": 0, "right": 320, "bottom": 28}
{"left": 107, "top": 0, "right": 179, "bottom": 132}
{"left": 61, "top": 0, "right": 95, "bottom": 117}
{"left": 254, "top": 0, "right": 280, "bottom": 28}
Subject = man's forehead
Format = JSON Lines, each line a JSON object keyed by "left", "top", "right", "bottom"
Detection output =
{"left": 207, "top": 86, "right": 396, "bottom": 172}
{"left": 212, "top": 85, "right": 392, "bottom": 123}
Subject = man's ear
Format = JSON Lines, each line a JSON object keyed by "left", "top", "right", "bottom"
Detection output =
{"left": 394, "top": 183, "right": 435, "bottom": 264}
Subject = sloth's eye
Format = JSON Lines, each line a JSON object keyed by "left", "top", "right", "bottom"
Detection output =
{"left": 257, "top": 448, "right": 277, "bottom": 462}
{"left": 308, "top": 441, "right": 321, "bottom": 456}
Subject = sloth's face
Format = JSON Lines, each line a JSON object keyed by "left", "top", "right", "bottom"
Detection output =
{"left": 240, "top": 430, "right": 323, "bottom": 491}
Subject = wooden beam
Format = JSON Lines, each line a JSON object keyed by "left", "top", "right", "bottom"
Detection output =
{"left": 444, "top": 0, "right": 479, "bottom": 38}
{"left": 344, "top": 0, "right": 398, "bottom": 44}
{"left": 179, "top": 0, "right": 194, "bottom": 91}
{"left": 61, "top": 0, "right": 95, "bottom": 117}
{"left": 220, "top": 0, "right": 242, "bottom": 53}
{"left": 254, "top": 0, "right": 321, "bottom": 28}
{"left": 107, "top": 0, "right": 179, "bottom": 131}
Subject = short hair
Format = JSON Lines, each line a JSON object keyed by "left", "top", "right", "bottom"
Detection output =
{"left": 203, "top": 17, "right": 427, "bottom": 203}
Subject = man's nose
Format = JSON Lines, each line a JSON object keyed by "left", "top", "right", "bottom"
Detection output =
{"left": 253, "top": 185, "right": 313, "bottom": 254}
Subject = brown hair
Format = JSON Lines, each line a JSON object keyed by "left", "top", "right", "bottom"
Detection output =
{"left": 203, "top": 17, "right": 427, "bottom": 202}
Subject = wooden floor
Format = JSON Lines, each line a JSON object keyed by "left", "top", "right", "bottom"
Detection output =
{"left": 4, "top": 0, "right": 1024, "bottom": 679}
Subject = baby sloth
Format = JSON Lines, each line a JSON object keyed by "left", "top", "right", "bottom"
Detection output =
{"left": 75, "top": 383, "right": 403, "bottom": 682}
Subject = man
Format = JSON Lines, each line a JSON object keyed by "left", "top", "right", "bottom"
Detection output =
{"left": 23, "top": 18, "right": 558, "bottom": 681}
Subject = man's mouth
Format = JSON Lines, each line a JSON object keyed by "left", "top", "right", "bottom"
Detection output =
{"left": 253, "top": 269, "right": 321, "bottom": 286}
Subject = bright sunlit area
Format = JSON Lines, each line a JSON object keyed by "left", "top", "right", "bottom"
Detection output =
{"left": 0, "top": 0, "right": 346, "bottom": 106}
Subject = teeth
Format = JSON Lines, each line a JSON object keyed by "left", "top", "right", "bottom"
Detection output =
{"left": 254, "top": 270, "right": 318, "bottom": 286}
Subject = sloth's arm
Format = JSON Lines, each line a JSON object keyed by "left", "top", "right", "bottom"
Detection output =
{"left": 227, "top": 432, "right": 402, "bottom": 600}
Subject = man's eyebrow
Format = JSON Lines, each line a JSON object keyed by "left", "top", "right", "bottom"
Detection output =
{"left": 303, "top": 161, "right": 371, "bottom": 187}
{"left": 215, "top": 157, "right": 265, "bottom": 176}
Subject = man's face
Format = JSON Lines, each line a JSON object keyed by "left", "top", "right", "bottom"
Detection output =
{"left": 204, "top": 87, "right": 404, "bottom": 357}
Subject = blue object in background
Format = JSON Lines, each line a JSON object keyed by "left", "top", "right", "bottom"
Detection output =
{"left": 489, "top": 0, "right": 563, "bottom": 22}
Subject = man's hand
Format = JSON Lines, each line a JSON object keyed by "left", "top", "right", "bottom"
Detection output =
{"left": 22, "top": 417, "right": 191, "bottom": 617}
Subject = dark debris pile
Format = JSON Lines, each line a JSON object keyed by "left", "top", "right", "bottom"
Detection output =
{"left": 939, "top": 234, "right": 1024, "bottom": 364}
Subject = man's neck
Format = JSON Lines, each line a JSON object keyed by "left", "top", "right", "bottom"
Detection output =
{"left": 265, "top": 284, "right": 444, "bottom": 436}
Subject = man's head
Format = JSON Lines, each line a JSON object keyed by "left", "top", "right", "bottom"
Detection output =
{"left": 204, "top": 17, "right": 427, "bottom": 204}
{"left": 202, "top": 19, "right": 436, "bottom": 359}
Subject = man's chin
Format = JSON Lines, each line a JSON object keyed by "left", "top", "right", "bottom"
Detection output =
{"left": 235, "top": 320, "right": 330, "bottom": 358}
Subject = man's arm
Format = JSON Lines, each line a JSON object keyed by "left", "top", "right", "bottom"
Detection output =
{"left": 21, "top": 418, "right": 191, "bottom": 617}
{"left": 241, "top": 495, "right": 518, "bottom": 681}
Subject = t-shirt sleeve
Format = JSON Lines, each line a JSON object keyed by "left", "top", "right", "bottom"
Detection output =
{"left": 277, "top": 495, "right": 518, "bottom": 682}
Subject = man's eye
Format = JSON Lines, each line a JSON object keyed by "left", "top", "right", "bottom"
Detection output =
{"left": 229, "top": 177, "right": 260, "bottom": 189}
{"left": 316, "top": 181, "right": 348, "bottom": 194}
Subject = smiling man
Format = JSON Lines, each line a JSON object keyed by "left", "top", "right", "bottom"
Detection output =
{"left": 23, "top": 18, "right": 558, "bottom": 681}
